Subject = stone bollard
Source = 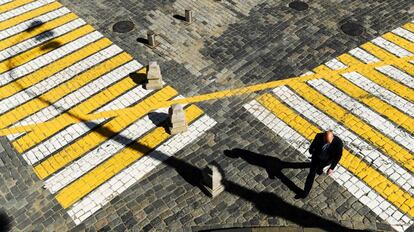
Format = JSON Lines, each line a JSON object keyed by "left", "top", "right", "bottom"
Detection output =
{"left": 147, "top": 30, "right": 157, "bottom": 47}
{"left": 169, "top": 104, "right": 188, "bottom": 135}
{"left": 185, "top": 10, "right": 193, "bottom": 23}
{"left": 145, "top": 61, "right": 163, "bottom": 90}
{"left": 201, "top": 162, "right": 224, "bottom": 198}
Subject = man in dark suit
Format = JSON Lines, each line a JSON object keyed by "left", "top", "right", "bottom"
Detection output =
{"left": 295, "top": 130, "right": 343, "bottom": 199}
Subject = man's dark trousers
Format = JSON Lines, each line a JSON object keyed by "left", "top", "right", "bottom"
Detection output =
{"left": 303, "top": 156, "right": 332, "bottom": 196}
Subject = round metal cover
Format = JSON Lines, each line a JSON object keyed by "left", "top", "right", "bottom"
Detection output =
{"left": 289, "top": 1, "right": 309, "bottom": 11}
{"left": 341, "top": 22, "right": 364, "bottom": 36}
{"left": 113, "top": 21, "right": 134, "bottom": 33}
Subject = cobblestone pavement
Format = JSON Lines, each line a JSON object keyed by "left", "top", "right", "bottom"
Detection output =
{"left": 0, "top": 0, "right": 413, "bottom": 232}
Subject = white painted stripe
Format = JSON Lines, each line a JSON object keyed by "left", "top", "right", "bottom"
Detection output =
{"left": 0, "top": 0, "right": 13, "bottom": 6}
{"left": 22, "top": 119, "right": 106, "bottom": 165}
{"left": 67, "top": 115, "right": 216, "bottom": 225}
{"left": 44, "top": 102, "right": 159, "bottom": 193}
{"left": 325, "top": 58, "right": 347, "bottom": 70}
{"left": 244, "top": 100, "right": 412, "bottom": 232}
{"left": 0, "top": 17, "right": 85, "bottom": 60}
{"left": 0, "top": 0, "right": 54, "bottom": 23}
{"left": 0, "top": 7, "right": 70, "bottom": 41}
{"left": 0, "top": 30, "right": 102, "bottom": 86}
{"left": 309, "top": 78, "right": 414, "bottom": 154}
{"left": 342, "top": 72, "right": 414, "bottom": 117}
{"left": 95, "top": 81, "right": 164, "bottom": 113}
{"left": 300, "top": 71, "right": 314, "bottom": 77}
{"left": 0, "top": 45, "right": 122, "bottom": 114}
{"left": 272, "top": 86, "right": 414, "bottom": 195}
{"left": 376, "top": 65, "right": 414, "bottom": 89}
{"left": 44, "top": 95, "right": 182, "bottom": 193}
{"left": 392, "top": 28, "right": 414, "bottom": 43}
{"left": 348, "top": 47, "right": 381, "bottom": 63}
{"left": 244, "top": 100, "right": 310, "bottom": 154}
{"left": 11, "top": 60, "right": 142, "bottom": 129}
{"left": 372, "top": 37, "right": 413, "bottom": 57}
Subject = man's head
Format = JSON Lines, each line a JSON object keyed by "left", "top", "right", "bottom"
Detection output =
{"left": 324, "top": 130, "right": 334, "bottom": 144}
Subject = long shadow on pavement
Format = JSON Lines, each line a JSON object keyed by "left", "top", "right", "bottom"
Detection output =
{"left": 0, "top": 211, "right": 12, "bottom": 232}
{"left": 224, "top": 148, "right": 310, "bottom": 195}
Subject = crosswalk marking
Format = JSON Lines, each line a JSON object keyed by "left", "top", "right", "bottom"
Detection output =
{"left": 0, "top": 12, "right": 78, "bottom": 54}
{"left": 256, "top": 93, "right": 413, "bottom": 216}
{"left": 11, "top": 60, "right": 139, "bottom": 152}
{"left": 0, "top": 0, "right": 58, "bottom": 30}
{"left": 55, "top": 104, "right": 203, "bottom": 209}
{"left": 339, "top": 54, "right": 414, "bottom": 103}
{"left": 245, "top": 99, "right": 413, "bottom": 228}
{"left": 308, "top": 79, "right": 414, "bottom": 156}
{"left": 0, "top": 7, "right": 70, "bottom": 41}
{"left": 0, "top": 0, "right": 216, "bottom": 225}
{"left": 289, "top": 82, "right": 414, "bottom": 173}
{"left": 376, "top": 65, "right": 414, "bottom": 89}
{"left": 273, "top": 85, "right": 414, "bottom": 194}
{"left": 66, "top": 114, "right": 216, "bottom": 224}
{"left": 343, "top": 72, "right": 414, "bottom": 117}
{"left": 245, "top": 22, "right": 414, "bottom": 231}
{"left": 0, "top": 38, "right": 114, "bottom": 100}
{"left": 0, "top": 24, "right": 94, "bottom": 77}
{"left": 32, "top": 85, "right": 175, "bottom": 178}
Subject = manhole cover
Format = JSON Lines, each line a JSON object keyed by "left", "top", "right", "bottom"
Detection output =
{"left": 289, "top": 1, "right": 309, "bottom": 11}
{"left": 341, "top": 22, "right": 364, "bottom": 36}
{"left": 112, "top": 21, "right": 134, "bottom": 33}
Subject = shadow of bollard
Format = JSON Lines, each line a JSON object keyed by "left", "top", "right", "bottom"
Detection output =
{"left": 0, "top": 211, "right": 12, "bottom": 232}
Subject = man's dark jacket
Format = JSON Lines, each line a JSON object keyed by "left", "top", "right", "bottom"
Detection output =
{"left": 308, "top": 133, "right": 343, "bottom": 170}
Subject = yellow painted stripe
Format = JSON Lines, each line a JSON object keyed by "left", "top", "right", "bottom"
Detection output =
{"left": 0, "top": 24, "right": 94, "bottom": 74}
{"left": 402, "top": 23, "right": 414, "bottom": 33}
{"left": 33, "top": 86, "right": 178, "bottom": 179}
{"left": 338, "top": 53, "right": 414, "bottom": 102}
{"left": 0, "top": 1, "right": 62, "bottom": 31}
{"left": 361, "top": 42, "right": 414, "bottom": 77}
{"left": 382, "top": 32, "right": 414, "bottom": 53}
{"left": 0, "top": 38, "right": 112, "bottom": 100}
{"left": 291, "top": 81, "right": 414, "bottom": 173}
{"left": 0, "top": 0, "right": 36, "bottom": 14}
{"left": 10, "top": 54, "right": 134, "bottom": 153}
{"left": 322, "top": 72, "right": 414, "bottom": 135}
{"left": 257, "top": 93, "right": 414, "bottom": 217}
{"left": 0, "top": 12, "right": 78, "bottom": 51}
{"left": 55, "top": 104, "right": 202, "bottom": 209}
{"left": 0, "top": 51, "right": 129, "bottom": 130}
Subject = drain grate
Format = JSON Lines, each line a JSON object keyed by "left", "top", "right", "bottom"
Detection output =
{"left": 289, "top": 1, "right": 309, "bottom": 11}
{"left": 112, "top": 21, "right": 134, "bottom": 33}
{"left": 341, "top": 22, "right": 364, "bottom": 36}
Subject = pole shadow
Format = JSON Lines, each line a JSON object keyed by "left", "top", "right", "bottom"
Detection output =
{"left": 224, "top": 148, "right": 310, "bottom": 195}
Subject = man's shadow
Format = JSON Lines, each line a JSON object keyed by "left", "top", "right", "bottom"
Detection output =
{"left": 224, "top": 148, "right": 311, "bottom": 195}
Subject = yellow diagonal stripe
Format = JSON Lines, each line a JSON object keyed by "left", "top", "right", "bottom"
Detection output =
{"left": 338, "top": 53, "right": 414, "bottom": 102}
{"left": 290, "top": 81, "right": 414, "bottom": 173}
{"left": 55, "top": 104, "right": 203, "bottom": 209}
{"left": 257, "top": 93, "right": 413, "bottom": 217}
{"left": 0, "top": 24, "right": 94, "bottom": 74}
{"left": 361, "top": 42, "right": 414, "bottom": 77}
{"left": 0, "top": 12, "right": 77, "bottom": 51}
{"left": 0, "top": 1, "right": 62, "bottom": 31}
{"left": 322, "top": 71, "right": 414, "bottom": 135}
{"left": 402, "top": 23, "right": 414, "bottom": 33}
{"left": 0, "top": 38, "right": 112, "bottom": 100}
{"left": 0, "top": 0, "right": 36, "bottom": 14}
{"left": 383, "top": 32, "right": 414, "bottom": 53}
{"left": 33, "top": 85, "right": 178, "bottom": 179}
{"left": 11, "top": 59, "right": 135, "bottom": 153}
{"left": 0, "top": 51, "right": 129, "bottom": 130}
